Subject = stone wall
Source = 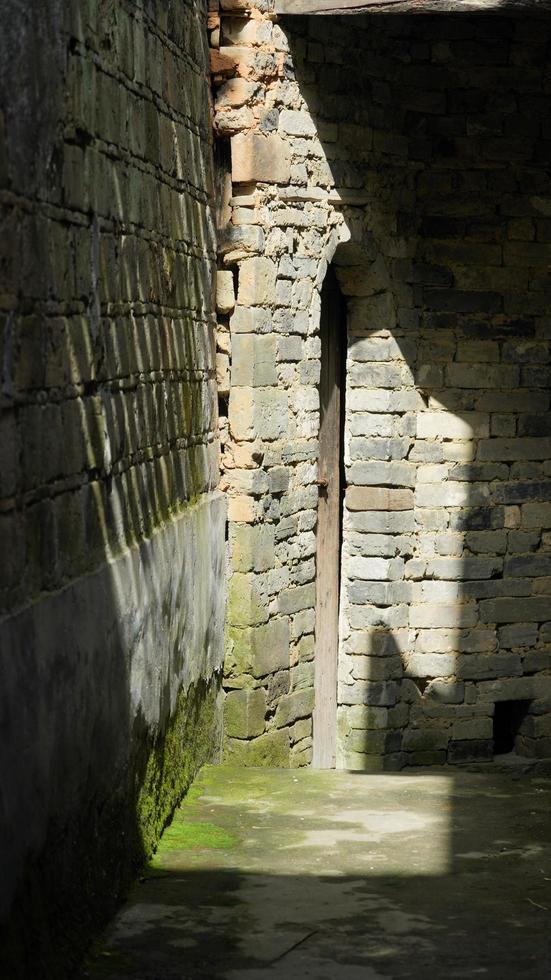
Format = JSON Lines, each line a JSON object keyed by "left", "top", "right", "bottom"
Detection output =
{"left": 213, "top": 4, "right": 551, "bottom": 768}
{"left": 0, "top": 1, "right": 224, "bottom": 975}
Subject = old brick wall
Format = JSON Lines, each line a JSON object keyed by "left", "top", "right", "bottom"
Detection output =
{"left": 0, "top": 1, "right": 224, "bottom": 974}
{"left": 213, "top": 6, "right": 551, "bottom": 768}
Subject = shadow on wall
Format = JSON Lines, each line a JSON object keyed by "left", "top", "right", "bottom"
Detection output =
{"left": 0, "top": 2, "right": 224, "bottom": 977}
{"left": 284, "top": 12, "right": 551, "bottom": 770}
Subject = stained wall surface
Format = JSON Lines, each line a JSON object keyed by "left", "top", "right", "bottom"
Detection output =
{"left": 213, "top": 7, "right": 551, "bottom": 768}
{"left": 0, "top": 1, "right": 224, "bottom": 975}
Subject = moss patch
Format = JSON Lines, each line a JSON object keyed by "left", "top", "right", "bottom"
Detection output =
{"left": 150, "top": 820, "right": 238, "bottom": 865}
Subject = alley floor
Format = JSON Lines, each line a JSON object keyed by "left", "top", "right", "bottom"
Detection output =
{"left": 82, "top": 765, "right": 551, "bottom": 980}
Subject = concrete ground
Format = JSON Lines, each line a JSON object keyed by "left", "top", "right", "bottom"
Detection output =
{"left": 82, "top": 765, "right": 551, "bottom": 980}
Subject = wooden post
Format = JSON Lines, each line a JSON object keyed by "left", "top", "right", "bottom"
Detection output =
{"left": 313, "top": 268, "right": 346, "bottom": 769}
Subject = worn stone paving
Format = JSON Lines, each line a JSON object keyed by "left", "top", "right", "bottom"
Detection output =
{"left": 82, "top": 764, "right": 551, "bottom": 979}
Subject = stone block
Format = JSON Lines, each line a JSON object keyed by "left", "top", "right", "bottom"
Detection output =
{"left": 417, "top": 412, "right": 489, "bottom": 440}
{"left": 268, "top": 466, "right": 289, "bottom": 494}
{"left": 409, "top": 605, "right": 478, "bottom": 629}
{"left": 479, "top": 438, "right": 551, "bottom": 462}
{"left": 347, "top": 512, "right": 415, "bottom": 533}
{"left": 229, "top": 387, "right": 287, "bottom": 441}
{"left": 232, "top": 334, "right": 277, "bottom": 387}
{"left": 230, "top": 306, "right": 272, "bottom": 334}
{"left": 227, "top": 573, "right": 269, "bottom": 628}
{"left": 224, "top": 729, "right": 290, "bottom": 767}
{"left": 402, "top": 729, "right": 449, "bottom": 752}
{"left": 347, "top": 556, "right": 404, "bottom": 581}
{"left": 498, "top": 623, "right": 539, "bottom": 648}
{"left": 279, "top": 583, "right": 315, "bottom": 615}
{"left": 216, "top": 78, "right": 257, "bottom": 109}
{"left": 345, "top": 705, "right": 389, "bottom": 730}
{"left": 504, "top": 555, "right": 551, "bottom": 578}
{"left": 237, "top": 257, "right": 277, "bottom": 307}
{"left": 231, "top": 133, "right": 291, "bottom": 184}
{"left": 476, "top": 676, "right": 536, "bottom": 701}
{"left": 403, "top": 653, "right": 456, "bottom": 678}
{"left": 216, "top": 270, "right": 235, "bottom": 314}
{"left": 338, "top": 681, "right": 397, "bottom": 707}
{"left": 230, "top": 619, "right": 289, "bottom": 680}
{"left": 479, "top": 597, "right": 549, "bottom": 624}
{"left": 224, "top": 688, "right": 267, "bottom": 739}
{"left": 347, "top": 461, "right": 415, "bottom": 488}
{"left": 455, "top": 654, "right": 522, "bottom": 680}
{"left": 274, "top": 688, "right": 314, "bottom": 728}
{"left": 448, "top": 739, "right": 493, "bottom": 764}
{"left": 415, "top": 628, "right": 497, "bottom": 655}
{"left": 404, "top": 750, "right": 447, "bottom": 767}
{"left": 277, "top": 335, "right": 303, "bottom": 361}
{"left": 231, "top": 524, "right": 275, "bottom": 573}
{"left": 425, "top": 679, "right": 465, "bottom": 703}
{"left": 228, "top": 496, "right": 258, "bottom": 523}
{"left": 451, "top": 717, "right": 492, "bottom": 741}
{"left": 346, "top": 487, "right": 414, "bottom": 511}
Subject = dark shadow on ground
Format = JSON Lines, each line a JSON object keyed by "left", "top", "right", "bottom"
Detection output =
{"left": 80, "top": 766, "right": 551, "bottom": 980}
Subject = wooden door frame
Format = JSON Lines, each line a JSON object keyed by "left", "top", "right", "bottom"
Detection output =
{"left": 312, "top": 267, "right": 346, "bottom": 769}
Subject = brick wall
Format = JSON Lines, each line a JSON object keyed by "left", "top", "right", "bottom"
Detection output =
{"left": 0, "top": 1, "right": 224, "bottom": 974}
{"left": 213, "top": 5, "right": 551, "bottom": 768}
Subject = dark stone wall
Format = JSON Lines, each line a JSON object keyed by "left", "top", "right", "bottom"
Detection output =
{"left": 0, "top": 1, "right": 224, "bottom": 975}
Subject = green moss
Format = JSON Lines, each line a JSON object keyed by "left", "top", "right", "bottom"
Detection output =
{"left": 136, "top": 675, "right": 222, "bottom": 859}
{"left": 150, "top": 819, "right": 237, "bottom": 865}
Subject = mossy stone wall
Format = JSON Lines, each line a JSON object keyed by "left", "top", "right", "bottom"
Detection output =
{"left": 0, "top": 1, "right": 224, "bottom": 975}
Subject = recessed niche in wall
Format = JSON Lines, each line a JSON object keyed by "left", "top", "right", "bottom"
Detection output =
{"left": 493, "top": 701, "right": 531, "bottom": 756}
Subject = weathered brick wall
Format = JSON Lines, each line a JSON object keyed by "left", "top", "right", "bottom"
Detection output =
{"left": 213, "top": 5, "right": 551, "bottom": 769}
{"left": 0, "top": 1, "right": 224, "bottom": 974}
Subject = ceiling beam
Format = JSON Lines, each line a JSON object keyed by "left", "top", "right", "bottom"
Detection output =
{"left": 274, "top": 0, "right": 551, "bottom": 14}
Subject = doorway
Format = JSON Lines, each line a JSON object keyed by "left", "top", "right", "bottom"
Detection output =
{"left": 312, "top": 267, "right": 347, "bottom": 769}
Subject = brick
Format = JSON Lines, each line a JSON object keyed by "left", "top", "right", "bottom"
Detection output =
{"left": 346, "top": 487, "right": 414, "bottom": 511}
{"left": 499, "top": 623, "right": 539, "bottom": 648}
{"left": 522, "top": 503, "right": 551, "bottom": 528}
{"left": 446, "top": 364, "right": 519, "bottom": 389}
{"left": 480, "top": 597, "right": 549, "bottom": 623}
{"left": 347, "top": 556, "right": 404, "bottom": 582}
{"left": 479, "top": 438, "right": 551, "bottom": 462}
{"left": 456, "top": 654, "right": 522, "bottom": 680}
{"left": 417, "top": 412, "right": 489, "bottom": 440}
{"left": 409, "top": 605, "right": 478, "bottom": 629}
{"left": 347, "top": 462, "right": 415, "bottom": 488}
{"left": 504, "top": 555, "right": 551, "bottom": 578}
{"left": 403, "top": 653, "right": 457, "bottom": 677}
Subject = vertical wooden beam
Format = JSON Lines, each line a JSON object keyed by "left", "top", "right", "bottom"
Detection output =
{"left": 313, "top": 268, "right": 346, "bottom": 769}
